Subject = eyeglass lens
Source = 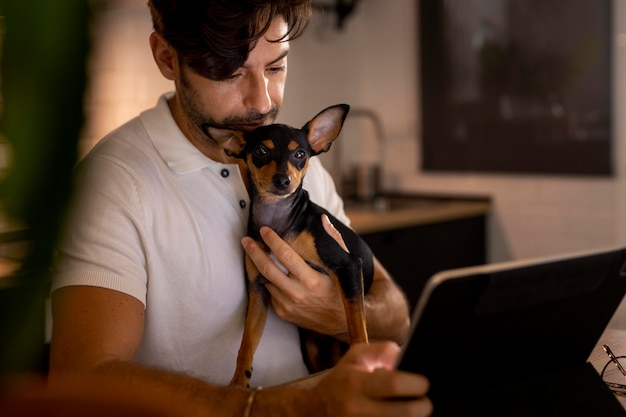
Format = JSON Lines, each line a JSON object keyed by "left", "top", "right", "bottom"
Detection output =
{"left": 601, "top": 344, "right": 626, "bottom": 394}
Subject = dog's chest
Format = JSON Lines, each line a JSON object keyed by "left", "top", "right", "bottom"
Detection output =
{"left": 251, "top": 196, "right": 309, "bottom": 238}
{"left": 254, "top": 205, "right": 292, "bottom": 231}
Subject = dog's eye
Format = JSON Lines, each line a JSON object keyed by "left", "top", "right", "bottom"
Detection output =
{"left": 294, "top": 149, "right": 307, "bottom": 160}
{"left": 254, "top": 146, "right": 268, "bottom": 157}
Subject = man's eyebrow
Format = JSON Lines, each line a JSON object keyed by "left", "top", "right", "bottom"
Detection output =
{"left": 268, "top": 49, "right": 289, "bottom": 66}
{"left": 242, "top": 48, "right": 290, "bottom": 70}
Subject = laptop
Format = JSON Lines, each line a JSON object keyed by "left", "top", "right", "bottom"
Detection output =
{"left": 396, "top": 246, "right": 626, "bottom": 416}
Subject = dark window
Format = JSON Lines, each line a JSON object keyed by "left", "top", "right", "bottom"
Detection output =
{"left": 419, "top": 0, "right": 612, "bottom": 176}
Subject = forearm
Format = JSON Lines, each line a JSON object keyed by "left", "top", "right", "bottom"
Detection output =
{"left": 48, "top": 283, "right": 326, "bottom": 417}
{"left": 48, "top": 360, "right": 247, "bottom": 417}
{"left": 253, "top": 386, "right": 327, "bottom": 417}
{"left": 363, "top": 258, "right": 411, "bottom": 344}
{"left": 48, "top": 359, "right": 326, "bottom": 417}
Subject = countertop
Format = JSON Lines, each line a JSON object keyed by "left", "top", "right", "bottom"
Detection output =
{"left": 588, "top": 327, "right": 626, "bottom": 409}
{"left": 345, "top": 196, "right": 491, "bottom": 235}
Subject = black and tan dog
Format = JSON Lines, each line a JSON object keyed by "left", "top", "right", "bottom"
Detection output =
{"left": 211, "top": 104, "right": 373, "bottom": 387}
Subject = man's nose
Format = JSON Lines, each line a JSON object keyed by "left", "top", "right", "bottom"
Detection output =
{"left": 244, "top": 74, "right": 272, "bottom": 115}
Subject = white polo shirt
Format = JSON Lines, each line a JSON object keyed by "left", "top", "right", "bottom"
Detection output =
{"left": 52, "top": 92, "right": 350, "bottom": 387}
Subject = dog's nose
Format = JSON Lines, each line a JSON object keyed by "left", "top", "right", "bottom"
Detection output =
{"left": 273, "top": 174, "right": 291, "bottom": 190}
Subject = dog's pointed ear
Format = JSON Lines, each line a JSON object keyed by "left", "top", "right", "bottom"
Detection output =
{"left": 303, "top": 104, "right": 350, "bottom": 155}
{"left": 205, "top": 126, "right": 246, "bottom": 158}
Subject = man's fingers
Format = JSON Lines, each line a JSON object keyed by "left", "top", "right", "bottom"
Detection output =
{"left": 363, "top": 370, "right": 433, "bottom": 417}
{"left": 318, "top": 342, "right": 433, "bottom": 417}
{"left": 258, "top": 226, "right": 310, "bottom": 278}
{"left": 340, "top": 341, "right": 399, "bottom": 371}
{"left": 339, "top": 342, "right": 430, "bottom": 399}
{"left": 241, "top": 228, "right": 308, "bottom": 290}
{"left": 241, "top": 235, "right": 289, "bottom": 281}
{"left": 365, "top": 368, "right": 430, "bottom": 400}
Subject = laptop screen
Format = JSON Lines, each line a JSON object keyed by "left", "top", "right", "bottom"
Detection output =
{"left": 396, "top": 247, "right": 626, "bottom": 404}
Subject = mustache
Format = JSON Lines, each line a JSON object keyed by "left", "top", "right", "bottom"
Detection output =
{"left": 201, "top": 107, "right": 279, "bottom": 142}
{"left": 216, "top": 107, "right": 279, "bottom": 130}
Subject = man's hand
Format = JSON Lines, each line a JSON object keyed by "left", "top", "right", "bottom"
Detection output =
{"left": 241, "top": 214, "right": 410, "bottom": 344}
{"left": 240, "top": 216, "right": 349, "bottom": 337}
{"left": 313, "top": 342, "right": 433, "bottom": 417}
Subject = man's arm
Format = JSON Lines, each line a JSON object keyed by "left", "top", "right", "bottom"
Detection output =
{"left": 363, "top": 257, "right": 411, "bottom": 343}
{"left": 49, "top": 286, "right": 249, "bottom": 416}
{"left": 49, "top": 286, "right": 429, "bottom": 416}
{"left": 241, "top": 217, "right": 411, "bottom": 344}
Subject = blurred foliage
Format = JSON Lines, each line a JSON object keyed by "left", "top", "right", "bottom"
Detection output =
{"left": 0, "top": 0, "right": 92, "bottom": 375}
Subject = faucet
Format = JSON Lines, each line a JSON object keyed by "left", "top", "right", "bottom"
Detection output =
{"left": 333, "top": 108, "right": 386, "bottom": 201}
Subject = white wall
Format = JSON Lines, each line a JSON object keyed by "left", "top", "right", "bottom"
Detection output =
{"left": 84, "top": 1, "right": 626, "bottom": 327}
{"left": 80, "top": 3, "right": 172, "bottom": 155}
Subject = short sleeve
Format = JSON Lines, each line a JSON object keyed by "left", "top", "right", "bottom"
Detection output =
{"left": 52, "top": 153, "right": 149, "bottom": 305}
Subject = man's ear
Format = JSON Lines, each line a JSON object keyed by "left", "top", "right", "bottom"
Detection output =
{"left": 150, "top": 32, "right": 177, "bottom": 80}
{"left": 205, "top": 127, "right": 246, "bottom": 158}
{"left": 303, "top": 104, "right": 350, "bottom": 155}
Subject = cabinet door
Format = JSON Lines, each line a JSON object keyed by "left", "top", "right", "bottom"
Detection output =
{"left": 362, "top": 215, "right": 486, "bottom": 310}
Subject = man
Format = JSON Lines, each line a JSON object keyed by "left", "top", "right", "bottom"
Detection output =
{"left": 48, "top": 1, "right": 431, "bottom": 415}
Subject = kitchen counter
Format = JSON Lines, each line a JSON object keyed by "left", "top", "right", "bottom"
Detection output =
{"left": 346, "top": 198, "right": 491, "bottom": 234}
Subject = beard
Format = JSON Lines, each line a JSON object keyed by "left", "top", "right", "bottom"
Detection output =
{"left": 178, "top": 66, "right": 279, "bottom": 142}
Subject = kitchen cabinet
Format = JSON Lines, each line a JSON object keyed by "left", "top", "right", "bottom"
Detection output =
{"left": 346, "top": 196, "right": 490, "bottom": 310}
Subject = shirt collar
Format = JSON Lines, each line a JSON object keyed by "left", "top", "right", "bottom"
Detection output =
{"left": 140, "top": 92, "right": 222, "bottom": 174}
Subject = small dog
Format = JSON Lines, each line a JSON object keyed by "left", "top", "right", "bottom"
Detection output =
{"left": 210, "top": 104, "right": 374, "bottom": 387}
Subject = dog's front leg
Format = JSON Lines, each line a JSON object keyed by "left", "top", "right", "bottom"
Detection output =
{"left": 332, "top": 257, "right": 369, "bottom": 345}
{"left": 230, "top": 255, "right": 270, "bottom": 387}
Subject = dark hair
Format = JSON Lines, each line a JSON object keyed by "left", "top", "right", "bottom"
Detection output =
{"left": 148, "top": 0, "right": 312, "bottom": 80}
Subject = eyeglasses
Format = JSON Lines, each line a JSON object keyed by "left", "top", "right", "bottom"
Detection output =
{"left": 601, "top": 344, "right": 626, "bottom": 395}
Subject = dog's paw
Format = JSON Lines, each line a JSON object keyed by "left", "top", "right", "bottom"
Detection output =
{"left": 230, "top": 368, "right": 253, "bottom": 387}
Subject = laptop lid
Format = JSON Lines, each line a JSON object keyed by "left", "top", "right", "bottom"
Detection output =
{"left": 396, "top": 246, "right": 626, "bottom": 404}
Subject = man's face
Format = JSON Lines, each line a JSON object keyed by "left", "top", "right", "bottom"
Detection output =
{"left": 176, "top": 18, "right": 289, "bottom": 138}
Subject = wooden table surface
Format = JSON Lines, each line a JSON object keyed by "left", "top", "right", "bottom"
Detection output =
{"left": 588, "top": 327, "right": 626, "bottom": 409}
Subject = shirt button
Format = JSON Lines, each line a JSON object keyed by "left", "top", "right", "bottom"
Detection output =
{"left": 220, "top": 169, "right": 230, "bottom": 178}
{"left": 239, "top": 200, "right": 247, "bottom": 209}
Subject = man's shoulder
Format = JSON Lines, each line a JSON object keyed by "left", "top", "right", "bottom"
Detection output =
{"left": 81, "top": 93, "right": 173, "bottom": 168}
{"left": 81, "top": 117, "right": 157, "bottom": 171}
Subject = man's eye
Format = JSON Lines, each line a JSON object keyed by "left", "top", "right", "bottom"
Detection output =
{"left": 268, "top": 66, "right": 285, "bottom": 74}
{"left": 254, "top": 146, "right": 268, "bottom": 157}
